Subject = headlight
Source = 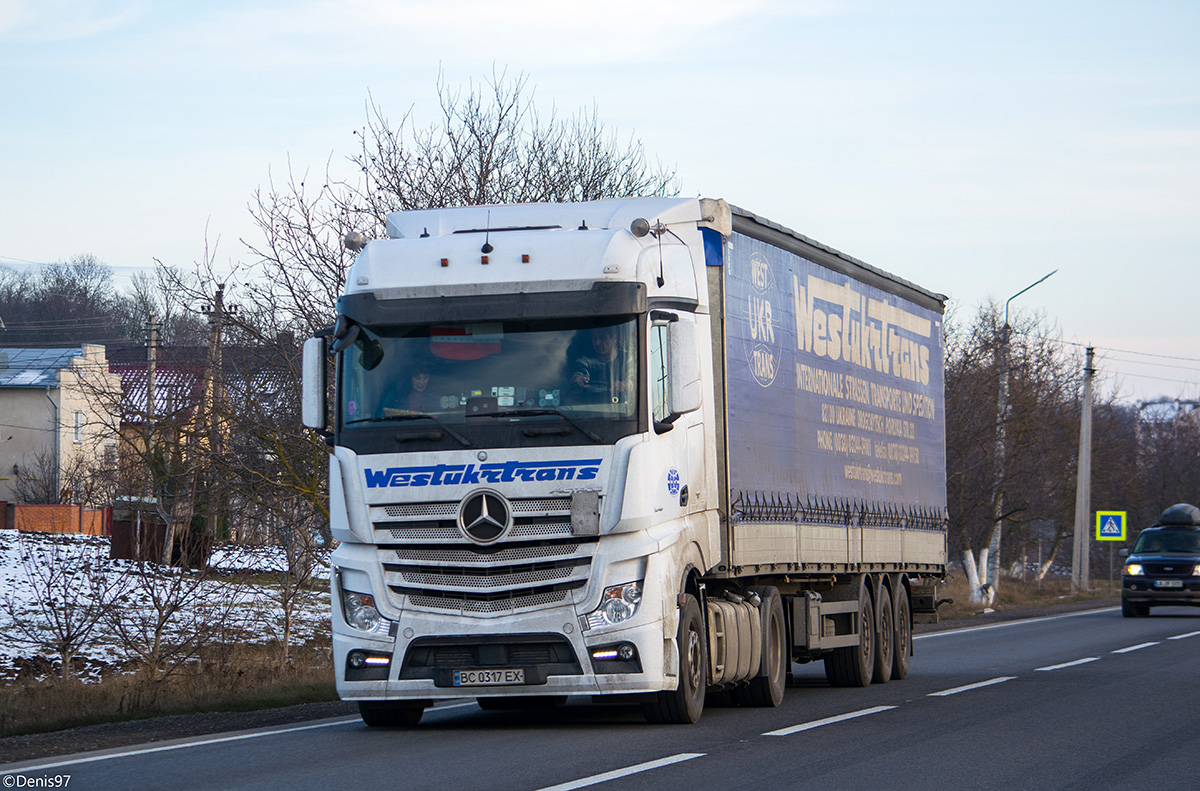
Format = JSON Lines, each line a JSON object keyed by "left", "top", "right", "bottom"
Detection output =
{"left": 1124, "top": 564, "right": 1144, "bottom": 576}
{"left": 341, "top": 589, "right": 390, "bottom": 634}
{"left": 1193, "top": 564, "right": 1200, "bottom": 577}
{"left": 582, "top": 582, "right": 643, "bottom": 631}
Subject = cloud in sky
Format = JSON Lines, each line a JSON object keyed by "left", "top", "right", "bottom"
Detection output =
{"left": 0, "top": 0, "right": 148, "bottom": 41}
{"left": 0, "top": 0, "right": 1196, "bottom": 401}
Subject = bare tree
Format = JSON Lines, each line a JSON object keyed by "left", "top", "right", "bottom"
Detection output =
{"left": 0, "top": 533, "right": 126, "bottom": 680}
{"left": 141, "top": 70, "right": 677, "bottom": 560}
{"left": 945, "top": 303, "right": 1133, "bottom": 602}
{"left": 105, "top": 554, "right": 248, "bottom": 678}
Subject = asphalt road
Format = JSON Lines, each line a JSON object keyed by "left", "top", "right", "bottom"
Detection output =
{"left": 4, "top": 606, "right": 1198, "bottom": 791}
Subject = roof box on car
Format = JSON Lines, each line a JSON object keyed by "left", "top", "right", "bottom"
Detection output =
{"left": 1155, "top": 503, "right": 1200, "bottom": 527}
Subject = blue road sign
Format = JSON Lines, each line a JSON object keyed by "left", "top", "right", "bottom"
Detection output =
{"left": 1096, "top": 511, "right": 1126, "bottom": 541}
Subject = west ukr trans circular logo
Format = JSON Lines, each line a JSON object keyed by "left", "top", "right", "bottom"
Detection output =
{"left": 744, "top": 252, "right": 782, "bottom": 387}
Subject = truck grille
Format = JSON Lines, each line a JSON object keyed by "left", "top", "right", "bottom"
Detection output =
{"left": 372, "top": 497, "right": 595, "bottom": 615}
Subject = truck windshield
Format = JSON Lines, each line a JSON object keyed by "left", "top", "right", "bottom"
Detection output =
{"left": 340, "top": 316, "right": 639, "bottom": 428}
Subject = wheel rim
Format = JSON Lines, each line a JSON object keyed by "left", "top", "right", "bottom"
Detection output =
{"left": 861, "top": 602, "right": 873, "bottom": 656}
{"left": 880, "top": 597, "right": 893, "bottom": 660}
{"left": 686, "top": 627, "right": 702, "bottom": 691}
{"left": 770, "top": 612, "right": 784, "bottom": 683}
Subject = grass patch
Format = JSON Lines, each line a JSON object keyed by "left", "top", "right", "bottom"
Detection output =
{"left": 937, "top": 572, "right": 1118, "bottom": 621}
{"left": 0, "top": 643, "right": 336, "bottom": 738}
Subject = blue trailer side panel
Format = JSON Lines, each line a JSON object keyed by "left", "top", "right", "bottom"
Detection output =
{"left": 723, "top": 230, "right": 947, "bottom": 514}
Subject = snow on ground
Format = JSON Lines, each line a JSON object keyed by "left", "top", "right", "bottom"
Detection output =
{"left": 0, "top": 530, "right": 331, "bottom": 682}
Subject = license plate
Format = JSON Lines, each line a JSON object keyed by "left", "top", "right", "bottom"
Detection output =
{"left": 452, "top": 668, "right": 525, "bottom": 686}
{"left": 1154, "top": 579, "right": 1184, "bottom": 589}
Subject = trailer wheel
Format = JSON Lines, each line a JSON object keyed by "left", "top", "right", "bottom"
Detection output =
{"left": 824, "top": 582, "right": 875, "bottom": 688}
{"left": 872, "top": 585, "right": 893, "bottom": 684}
{"left": 733, "top": 586, "right": 787, "bottom": 707}
{"left": 358, "top": 701, "right": 427, "bottom": 727}
{"left": 892, "top": 584, "right": 912, "bottom": 680}
{"left": 643, "top": 593, "right": 706, "bottom": 724}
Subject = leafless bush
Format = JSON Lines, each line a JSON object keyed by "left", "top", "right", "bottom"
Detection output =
{"left": 0, "top": 533, "right": 126, "bottom": 680}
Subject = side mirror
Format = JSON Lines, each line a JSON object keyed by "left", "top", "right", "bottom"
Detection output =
{"left": 668, "top": 321, "right": 702, "bottom": 415}
{"left": 1119, "top": 548, "right": 1130, "bottom": 558}
{"left": 302, "top": 336, "right": 328, "bottom": 431}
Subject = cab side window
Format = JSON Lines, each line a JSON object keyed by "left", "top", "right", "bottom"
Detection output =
{"left": 650, "top": 323, "right": 670, "bottom": 423}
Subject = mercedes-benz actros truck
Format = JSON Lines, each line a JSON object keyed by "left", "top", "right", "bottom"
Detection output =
{"left": 302, "top": 197, "right": 947, "bottom": 726}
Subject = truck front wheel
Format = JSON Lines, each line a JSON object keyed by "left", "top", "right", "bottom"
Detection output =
{"left": 643, "top": 593, "right": 706, "bottom": 724}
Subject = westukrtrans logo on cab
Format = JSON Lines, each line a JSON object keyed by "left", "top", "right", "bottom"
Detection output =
{"left": 365, "top": 459, "right": 603, "bottom": 488}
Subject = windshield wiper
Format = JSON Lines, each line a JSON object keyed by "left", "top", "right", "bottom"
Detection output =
{"left": 346, "top": 413, "right": 472, "bottom": 447}
{"left": 474, "top": 408, "right": 603, "bottom": 443}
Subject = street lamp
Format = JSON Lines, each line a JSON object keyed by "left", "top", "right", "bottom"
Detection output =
{"left": 986, "top": 269, "right": 1057, "bottom": 599}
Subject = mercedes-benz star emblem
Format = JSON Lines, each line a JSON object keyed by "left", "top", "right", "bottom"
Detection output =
{"left": 458, "top": 490, "right": 512, "bottom": 544}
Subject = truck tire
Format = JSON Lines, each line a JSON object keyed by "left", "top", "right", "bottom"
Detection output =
{"left": 892, "top": 584, "right": 912, "bottom": 680}
{"left": 872, "top": 585, "right": 893, "bottom": 684}
{"left": 643, "top": 593, "right": 706, "bottom": 724}
{"left": 824, "top": 582, "right": 875, "bottom": 688}
{"left": 733, "top": 586, "right": 787, "bottom": 707}
{"left": 358, "top": 700, "right": 427, "bottom": 727}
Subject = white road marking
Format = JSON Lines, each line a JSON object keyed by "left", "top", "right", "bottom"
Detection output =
{"left": 914, "top": 607, "right": 1119, "bottom": 640}
{"left": 533, "top": 753, "right": 704, "bottom": 791}
{"left": 928, "top": 676, "right": 1017, "bottom": 697}
{"left": 2, "top": 700, "right": 480, "bottom": 774}
{"left": 2, "top": 717, "right": 360, "bottom": 773}
{"left": 763, "top": 705, "right": 896, "bottom": 737}
{"left": 1112, "top": 642, "right": 1159, "bottom": 654}
{"left": 1168, "top": 630, "right": 1200, "bottom": 640}
{"left": 1035, "top": 657, "right": 1099, "bottom": 671}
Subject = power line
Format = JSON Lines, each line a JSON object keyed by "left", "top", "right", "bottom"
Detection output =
{"left": 1102, "top": 355, "right": 1200, "bottom": 373}
{"left": 1019, "top": 332, "right": 1200, "bottom": 363}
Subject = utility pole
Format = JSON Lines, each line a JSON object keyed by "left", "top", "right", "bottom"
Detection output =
{"left": 202, "top": 285, "right": 226, "bottom": 553}
{"left": 984, "top": 269, "right": 1057, "bottom": 602}
{"left": 145, "top": 315, "right": 158, "bottom": 438}
{"left": 1071, "top": 346, "right": 1095, "bottom": 592}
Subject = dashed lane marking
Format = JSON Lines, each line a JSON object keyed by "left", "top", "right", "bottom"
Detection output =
{"left": 1035, "top": 657, "right": 1100, "bottom": 671}
{"left": 928, "top": 676, "right": 1017, "bottom": 697}
{"left": 763, "top": 705, "right": 897, "bottom": 737}
{"left": 1112, "top": 642, "right": 1159, "bottom": 654}
{"left": 533, "top": 753, "right": 705, "bottom": 791}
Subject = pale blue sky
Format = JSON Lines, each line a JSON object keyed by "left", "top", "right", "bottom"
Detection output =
{"left": 1, "top": 0, "right": 1197, "bottom": 402}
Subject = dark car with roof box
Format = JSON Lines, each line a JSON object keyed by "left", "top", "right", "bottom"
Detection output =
{"left": 1121, "top": 503, "right": 1200, "bottom": 617}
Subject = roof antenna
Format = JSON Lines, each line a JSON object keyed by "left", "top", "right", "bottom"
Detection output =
{"left": 481, "top": 210, "right": 494, "bottom": 254}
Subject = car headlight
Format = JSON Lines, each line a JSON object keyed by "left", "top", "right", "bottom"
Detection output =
{"left": 1193, "top": 564, "right": 1200, "bottom": 577}
{"left": 341, "top": 589, "right": 391, "bottom": 635}
{"left": 582, "top": 582, "right": 643, "bottom": 631}
{"left": 1124, "top": 564, "right": 1144, "bottom": 576}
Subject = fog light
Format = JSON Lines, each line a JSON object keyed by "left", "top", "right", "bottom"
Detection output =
{"left": 618, "top": 643, "right": 635, "bottom": 660}
{"left": 348, "top": 650, "right": 367, "bottom": 669}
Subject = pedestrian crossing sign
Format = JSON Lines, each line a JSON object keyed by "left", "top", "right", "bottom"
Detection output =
{"left": 1096, "top": 511, "right": 1126, "bottom": 541}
